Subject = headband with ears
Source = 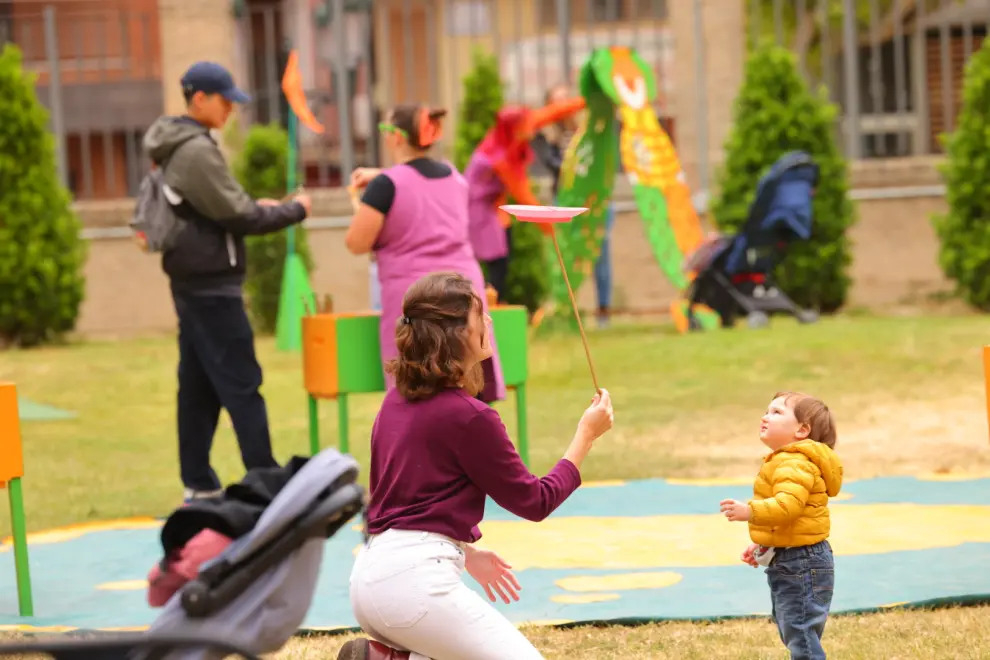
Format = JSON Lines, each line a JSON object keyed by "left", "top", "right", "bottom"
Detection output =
{"left": 418, "top": 106, "right": 443, "bottom": 147}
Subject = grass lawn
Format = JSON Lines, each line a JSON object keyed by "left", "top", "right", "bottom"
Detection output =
{"left": 2, "top": 312, "right": 990, "bottom": 657}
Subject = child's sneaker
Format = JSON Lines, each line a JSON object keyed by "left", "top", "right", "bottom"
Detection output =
{"left": 336, "top": 638, "right": 410, "bottom": 659}
{"left": 181, "top": 488, "right": 223, "bottom": 506}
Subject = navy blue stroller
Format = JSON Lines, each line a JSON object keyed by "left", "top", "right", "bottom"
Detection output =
{"left": 684, "top": 151, "right": 821, "bottom": 330}
{"left": 0, "top": 447, "right": 366, "bottom": 660}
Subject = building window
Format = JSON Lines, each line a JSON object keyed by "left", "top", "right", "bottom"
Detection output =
{"left": 538, "top": 0, "right": 667, "bottom": 28}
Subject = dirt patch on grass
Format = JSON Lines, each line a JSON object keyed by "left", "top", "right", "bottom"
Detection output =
{"left": 631, "top": 388, "right": 990, "bottom": 481}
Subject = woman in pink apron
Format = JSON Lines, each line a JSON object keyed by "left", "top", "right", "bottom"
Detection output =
{"left": 344, "top": 103, "right": 505, "bottom": 402}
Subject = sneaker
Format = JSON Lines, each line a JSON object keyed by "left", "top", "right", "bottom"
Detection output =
{"left": 336, "top": 638, "right": 410, "bottom": 660}
{"left": 596, "top": 306, "right": 612, "bottom": 329}
{"left": 182, "top": 488, "right": 224, "bottom": 506}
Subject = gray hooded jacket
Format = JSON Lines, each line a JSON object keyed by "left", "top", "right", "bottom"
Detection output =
{"left": 143, "top": 116, "right": 306, "bottom": 295}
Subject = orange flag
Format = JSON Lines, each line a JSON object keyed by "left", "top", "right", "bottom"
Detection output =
{"left": 281, "top": 50, "right": 325, "bottom": 134}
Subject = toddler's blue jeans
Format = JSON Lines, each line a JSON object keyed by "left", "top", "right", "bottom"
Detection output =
{"left": 766, "top": 539, "right": 834, "bottom": 660}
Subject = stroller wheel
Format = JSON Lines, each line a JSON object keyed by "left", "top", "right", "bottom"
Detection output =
{"left": 796, "top": 309, "right": 819, "bottom": 324}
{"left": 746, "top": 311, "right": 769, "bottom": 329}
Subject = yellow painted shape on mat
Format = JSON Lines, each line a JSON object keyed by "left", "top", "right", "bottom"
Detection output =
{"left": 664, "top": 477, "right": 758, "bottom": 486}
{"left": 477, "top": 504, "right": 990, "bottom": 570}
{"left": 582, "top": 480, "right": 627, "bottom": 488}
{"left": 551, "top": 593, "right": 621, "bottom": 604}
{"left": 556, "top": 571, "right": 683, "bottom": 592}
{"left": 0, "top": 517, "right": 161, "bottom": 548}
{"left": 662, "top": 476, "right": 859, "bottom": 488}
{"left": 0, "top": 625, "right": 78, "bottom": 633}
{"left": 97, "top": 579, "right": 148, "bottom": 591}
{"left": 521, "top": 619, "right": 574, "bottom": 627}
{"left": 917, "top": 472, "right": 990, "bottom": 482}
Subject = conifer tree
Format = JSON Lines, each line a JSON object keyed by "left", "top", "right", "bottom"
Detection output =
{"left": 0, "top": 44, "right": 87, "bottom": 347}
{"left": 933, "top": 36, "right": 990, "bottom": 309}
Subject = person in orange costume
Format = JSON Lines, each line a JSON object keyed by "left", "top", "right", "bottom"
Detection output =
{"left": 463, "top": 97, "right": 585, "bottom": 302}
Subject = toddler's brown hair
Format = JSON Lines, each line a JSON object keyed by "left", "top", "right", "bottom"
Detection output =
{"left": 775, "top": 391, "right": 837, "bottom": 448}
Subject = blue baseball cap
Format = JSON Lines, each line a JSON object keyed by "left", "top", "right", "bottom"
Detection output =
{"left": 180, "top": 61, "right": 251, "bottom": 104}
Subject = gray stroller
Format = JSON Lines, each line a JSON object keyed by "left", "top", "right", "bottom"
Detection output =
{"left": 0, "top": 447, "right": 365, "bottom": 660}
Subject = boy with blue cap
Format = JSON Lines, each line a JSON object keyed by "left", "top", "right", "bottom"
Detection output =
{"left": 143, "top": 61, "right": 312, "bottom": 503}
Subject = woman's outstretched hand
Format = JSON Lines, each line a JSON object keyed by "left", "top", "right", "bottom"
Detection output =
{"left": 465, "top": 547, "right": 521, "bottom": 604}
{"left": 577, "top": 388, "right": 614, "bottom": 442}
{"left": 350, "top": 167, "right": 381, "bottom": 190}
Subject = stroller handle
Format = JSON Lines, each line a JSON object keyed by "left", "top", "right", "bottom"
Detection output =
{"left": 0, "top": 631, "right": 265, "bottom": 660}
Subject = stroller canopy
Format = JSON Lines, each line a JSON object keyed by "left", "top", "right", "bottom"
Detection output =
{"left": 723, "top": 151, "right": 819, "bottom": 274}
{"left": 746, "top": 150, "right": 819, "bottom": 240}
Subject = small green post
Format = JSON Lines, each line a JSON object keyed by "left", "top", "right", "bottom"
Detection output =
{"left": 337, "top": 393, "right": 350, "bottom": 455}
{"left": 8, "top": 477, "right": 33, "bottom": 616}
{"left": 308, "top": 395, "right": 320, "bottom": 456}
{"left": 515, "top": 383, "right": 529, "bottom": 467}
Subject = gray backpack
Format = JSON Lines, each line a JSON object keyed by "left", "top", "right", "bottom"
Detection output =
{"left": 130, "top": 167, "right": 187, "bottom": 253}
{"left": 130, "top": 135, "right": 199, "bottom": 253}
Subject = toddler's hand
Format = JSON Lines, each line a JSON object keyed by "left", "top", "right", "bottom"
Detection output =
{"left": 719, "top": 499, "right": 751, "bottom": 522}
{"left": 741, "top": 543, "right": 759, "bottom": 568}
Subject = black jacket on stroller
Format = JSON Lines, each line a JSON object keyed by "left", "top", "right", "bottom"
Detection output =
{"left": 0, "top": 447, "right": 365, "bottom": 660}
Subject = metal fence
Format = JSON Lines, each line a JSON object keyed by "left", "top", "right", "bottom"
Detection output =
{"left": 0, "top": 0, "right": 986, "bottom": 201}
{"left": 751, "top": 0, "right": 987, "bottom": 161}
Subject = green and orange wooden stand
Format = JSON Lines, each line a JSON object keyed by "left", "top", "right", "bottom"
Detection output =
{"left": 302, "top": 306, "right": 531, "bottom": 465}
{"left": 983, "top": 346, "right": 990, "bottom": 440}
{"left": 1, "top": 382, "right": 33, "bottom": 616}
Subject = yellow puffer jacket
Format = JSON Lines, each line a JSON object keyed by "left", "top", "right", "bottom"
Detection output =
{"left": 748, "top": 439, "right": 843, "bottom": 548}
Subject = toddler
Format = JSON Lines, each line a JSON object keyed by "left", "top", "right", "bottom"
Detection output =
{"left": 720, "top": 391, "right": 843, "bottom": 660}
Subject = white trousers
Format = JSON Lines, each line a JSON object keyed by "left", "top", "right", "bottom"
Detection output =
{"left": 349, "top": 529, "right": 544, "bottom": 660}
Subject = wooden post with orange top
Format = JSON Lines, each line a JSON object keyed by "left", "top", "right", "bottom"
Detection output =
{"left": 0, "top": 382, "right": 33, "bottom": 616}
{"left": 302, "top": 306, "right": 532, "bottom": 465}
{"left": 303, "top": 312, "right": 387, "bottom": 457}
{"left": 983, "top": 347, "right": 990, "bottom": 441}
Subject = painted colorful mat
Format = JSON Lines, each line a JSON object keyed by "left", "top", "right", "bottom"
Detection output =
{"left": 2, "top": 476, "right": 989, "bottom": 632}
{"left": 17, "top": 397, "right": 76, "bottom": 422}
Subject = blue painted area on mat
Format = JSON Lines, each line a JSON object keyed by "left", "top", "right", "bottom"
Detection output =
{"left": 480, "top": 477, "right": 990, "bottom": 520}
{"left": 1, "top": 476, "right": 988, "bottom": 629}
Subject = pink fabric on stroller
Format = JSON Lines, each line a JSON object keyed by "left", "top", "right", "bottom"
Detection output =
{"left": 147, "top": 529, "right": 233, "bottom": 607}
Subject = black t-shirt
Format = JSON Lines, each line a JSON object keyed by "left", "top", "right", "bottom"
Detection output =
{"left": 360, "top": 158, "right": 453, "bottom": 215}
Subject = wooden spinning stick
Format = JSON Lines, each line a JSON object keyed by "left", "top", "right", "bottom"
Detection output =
{"left": 499, "top": 204, "right": 600, "bottom": 394}
{"left": 548, "top": 224, "right": 600, "bottom": 393}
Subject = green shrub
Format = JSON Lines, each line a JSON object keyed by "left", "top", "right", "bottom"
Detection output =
{"left": 504, "top": 221, "right": 549, "bottom": 314}
{"left": 231, "top": 123, "right": 314, "bottom": 333}
{"left": 934, "top": 37, "right": 990, "bottom": 309}
{"left": 454, "top": 48, "right": 549, "bottom": 313}
{"left": 711, "top": 41, "right": 854, "bottom": 313}
{"left": 0, "top": 44, "right": 87, "bottom": 347}
{"left": 454, "top": 49, "right": 504, "bottom": 172}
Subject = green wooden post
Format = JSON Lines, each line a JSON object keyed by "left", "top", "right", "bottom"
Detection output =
{"left": 8, "top": 477, "right": 33, "bottom": 616}
{"left": 337, "top": 394, "right": 350, "bottom": 455}
{"left": 308, "top": 395, "right": 320, "bottom": 455}
{"left": 489, "top": 306, "right": 530, "bottom": 465}
{"left": 334, "top": 315, "right": 386, "bottom": 457}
